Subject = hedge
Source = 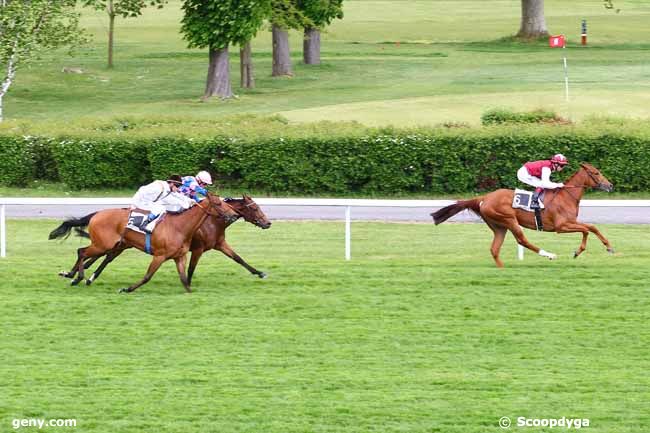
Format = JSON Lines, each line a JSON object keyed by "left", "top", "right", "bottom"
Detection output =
{"left": 0, "top": 136, "right": 37, "bottom": 185}
{"left": 2, "top": 125, "right": 650, "bottom": 193}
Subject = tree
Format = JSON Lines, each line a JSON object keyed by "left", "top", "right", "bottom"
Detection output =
{"left": 240, "top": 41, "right": 254, "bottom": 89}
{"left": 181, "top": 0, "right": 269, "bottom": 99}
{"left": 270, "top": 0, "right": 311, "bottom": 76}
{"left": 297, "top": 0, "right": 343, "bottom": 65}
{"left": 83, "top": 0, "right": 166, "bottom": 68}
{"left": 0, "top": 0, "right": 84, "bottom": 122}
{"left": 516, "top": 0, "right": 548, "bottom": 39}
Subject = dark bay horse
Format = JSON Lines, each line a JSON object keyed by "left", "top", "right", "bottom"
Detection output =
{"left": 431, "top": 163, "right": 615, "bottom": 267}
{"left": 49, "top": 194, "right": 239, "bottom": 292}
{"left": 59, "top": 195, "right": 272, "bottom": 285}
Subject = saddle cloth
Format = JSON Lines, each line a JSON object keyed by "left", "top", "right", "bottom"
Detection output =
{"left": 512, "top": 189, "right": 545, "bottom": 212}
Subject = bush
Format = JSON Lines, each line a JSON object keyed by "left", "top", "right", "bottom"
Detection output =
{"left": 2, "top": 119, "right": 650, "bottom": 193}
{"left": 0, "top": 136, "right": 37, "bottom": 185}
{"left": 481, "top": 108, "right": 567, "bottom": 126}
{"left": 51, "top": 137, "right": 151, "bottom": 188}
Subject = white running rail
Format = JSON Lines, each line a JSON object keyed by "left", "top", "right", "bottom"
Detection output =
{"left": 2, "top": 198, "right": 650, "bottom": 259}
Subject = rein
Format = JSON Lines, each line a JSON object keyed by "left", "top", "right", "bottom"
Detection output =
{"left": 545, "top": 169, "right": 601, "bottom": 207}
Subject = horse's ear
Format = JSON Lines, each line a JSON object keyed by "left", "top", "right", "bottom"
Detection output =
{"left": 243, "top": 193, "right": 251, "bottom": 200}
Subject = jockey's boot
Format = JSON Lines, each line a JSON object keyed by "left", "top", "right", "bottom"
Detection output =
{"left": 530, "top": 188, "right": 542, "bottom": 209}
{"left": 140, "top": 213, "right": 157, "bottom": 233}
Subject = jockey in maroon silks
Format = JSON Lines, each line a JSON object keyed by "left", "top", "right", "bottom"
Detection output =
{"left": 517, "top": 154, "right": 569, "bottom": 209}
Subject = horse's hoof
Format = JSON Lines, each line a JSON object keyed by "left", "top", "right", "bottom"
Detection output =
{"left": 85, "top": 279, "right": 93, "bottom": 286}
{"left": 573, "top": 251, "right": 579, "bottom": 259}
{"left": 607, "top": 248, "right": 616, "bottom": 254}
{"left": 118, "top": 288, "right": 129, "bottom": 294}
{"left": 59, "top": 271, "right": 71, "bottom": 278}
{"left": 258, "top": 272, "right": 268, "bottom": 279}
{"left": 70, "top": 279, "right": 80, "bottom": 286}
{"left": 547, "top": 253, "right": 557, "bottom": 260}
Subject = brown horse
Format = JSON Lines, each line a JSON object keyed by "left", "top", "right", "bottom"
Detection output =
{"left": 67, "top": 195, "right": 272, "bottom": 285}
{"left": 49, "top": 194, "right": 239, "bottom": 292}
{"left": 431, "top": 163, "right": 615, "bottom": 267}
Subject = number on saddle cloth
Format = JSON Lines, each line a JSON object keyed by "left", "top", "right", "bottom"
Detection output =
{"left": 512, "top": 189, "right": 544, "bottom": 212}
{"left": 126, "top": 210, "right": 150, "bottom": 234}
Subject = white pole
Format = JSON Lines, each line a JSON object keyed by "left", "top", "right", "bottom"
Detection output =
{"left": 345, "top": 206, "right": 351, "bottom": 261}
{"left": 518, "top": 244, "right": 524, "bottom": 260}
{"left": 1, "top": 204, "right": 5, "bottom": 258}
{"left": 563, "top": 46, "right": 569, "bottom": 103}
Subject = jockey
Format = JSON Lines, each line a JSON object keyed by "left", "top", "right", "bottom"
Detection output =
{"left": 130, "top": 174, "right": 194, "bottom": 233}
{"left": 517, "top": 154, "right": 569, "bottom": 209}
{"left": 179, "top": 170, "right": 213, "bottom": 202}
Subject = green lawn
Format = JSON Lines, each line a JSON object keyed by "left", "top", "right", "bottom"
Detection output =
{"left": 1, "top": 219, "right": 648, "bottom": 432}
{"left": 5, "top": 1, "right": 650, "bottom": 125}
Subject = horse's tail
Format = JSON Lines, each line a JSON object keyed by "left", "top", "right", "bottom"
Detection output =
{"left": 431, "top": 198, "right": 482, "bottom": 225}
{"left": 74, "top": 227, "right": 91, "bottom": 238}
{"left": 48, "top": 212, "right": 97, "bottom": 240}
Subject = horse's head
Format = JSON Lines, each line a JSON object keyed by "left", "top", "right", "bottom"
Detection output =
{"left": 225, "top": 195, "right": 272, "bottom": 229}
{"left": 579, "top": 163, "right": 614, "bottom": 192}
{"left": 206, "top": 193, "right": 239, "bottom": 224}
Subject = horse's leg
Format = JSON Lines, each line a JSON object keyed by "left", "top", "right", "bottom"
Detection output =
{"left": 59, "top": 259, "right": 81, "bottom": 279}
{"left": 553, "top": 222, "right": 590, "bottom": 258}
{"left": 485, "top": 223, "right": 507, "bottom": 268}
{"left": 582, "top": 223, "right": 614, "bottom": 253}
{"left": 218, "top": 241, "right": 267, "bottom": 278}
{"left": 174, "top": 255, "right": 192, "bottom": 293}
{"left": 70, "top": 245, "right": 105, "bottom": 286}
{"left": 187, "top": 249, "right": 204, "bottom": 286}
{"left": 119, "top": 255, "right": 166, "bottom": 294}
{"left": 508, "top": 221, "right": 557, "bottom": 260}
{"left": 86, "top": 248, "right": 126, "bottom": 286}
{"left": 84, "top": 256, "right": 100, "bottom": 270}
{"left": 60, "top": 255, "right": 99, "bottom": 279}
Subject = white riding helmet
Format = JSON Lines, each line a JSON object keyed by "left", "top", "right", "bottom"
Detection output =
{"left": 196, "top": 170, "right": 213, "bottom": 185}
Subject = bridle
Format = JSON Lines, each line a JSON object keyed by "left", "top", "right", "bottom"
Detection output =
{"left": 547, "top": 168, "right": 605, "bottom": 206}
{"left": 196, "top": 196, "right": 229, "bottom": 218}
{"left": 225, "top": 198, "right": 268, "bottom": 226}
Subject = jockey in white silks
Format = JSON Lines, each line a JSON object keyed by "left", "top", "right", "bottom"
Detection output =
{"left": 130, "top": 175, "right": 194, "bottom": 232}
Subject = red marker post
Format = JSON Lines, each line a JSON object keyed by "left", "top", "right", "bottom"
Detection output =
{"left": 549, "top": 35, "right": 569, "bottom": 103}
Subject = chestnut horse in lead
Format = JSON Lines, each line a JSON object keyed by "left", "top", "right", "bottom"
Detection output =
{"left": 431, "top": 163, "right": 615, "bottom": 267}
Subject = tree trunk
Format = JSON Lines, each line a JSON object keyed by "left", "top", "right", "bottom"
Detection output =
{"left": 240, "top": 42, "right": 255, "bottom": 89}
{"left": 107, "top": 0, "right": 115, "bottom": 68}
{"left": 204, "top": 46, "right": 233, "bottom": 100}
{"left": 303, "top": 27, "right": 321, "bottom": 65}
{"left": 516, "top": 0, "right": 548, "bottom": 39}
{"left": 272, "top": 24, "right": 292, "bottom": 76}
{"left": 0, "top": 45, "right": 18, "bottom": 122}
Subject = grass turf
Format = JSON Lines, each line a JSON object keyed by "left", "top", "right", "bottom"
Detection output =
{"left": 1, "top": 219, "right": 648, "bottom": 432}
{"left": 4, "top": 1, "right": 650, "bottom": 125}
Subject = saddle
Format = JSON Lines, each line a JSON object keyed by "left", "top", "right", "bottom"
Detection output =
{"left": 126, "top": 209, "right": 165, "bottom": 234}
{"left": 512, "top": 189, "right": 545, "bottom": 231}
{"left": 512, "top": 189, "right": 545, "bottom": 211}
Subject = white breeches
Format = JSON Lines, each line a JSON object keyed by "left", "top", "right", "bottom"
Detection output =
{"left": 517, "top": 167, "right": 546, "bottom": 189}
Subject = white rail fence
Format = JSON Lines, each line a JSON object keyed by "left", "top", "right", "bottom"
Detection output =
{"left": 2, "top": 198, "right": 650, "bottom": 260}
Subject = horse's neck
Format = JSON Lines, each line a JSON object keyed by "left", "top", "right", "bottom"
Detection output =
{"left": 178, "top": 204, "right": 209, "bottom": 236}
{"left": 224, "top": 200, "right": 245, "bottom": 227}
{"left": 564, "top": 170, "right": 588, "bottom": 201}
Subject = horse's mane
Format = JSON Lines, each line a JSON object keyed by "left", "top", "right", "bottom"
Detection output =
{"left": 564, "top": 163, "right": 595, "bottom": 185}
{"left": 224, "top": 197, "right": 245, "bottom": 204}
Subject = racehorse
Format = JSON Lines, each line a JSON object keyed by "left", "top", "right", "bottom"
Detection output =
{"left": 431, "top": 163, "right": 615, "bottom": 267}
{"left": 64, "top": 195, "right": 272, "bottom": 285}
{"left": 49, "top": 194, "right": 239, "bottom": 293}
